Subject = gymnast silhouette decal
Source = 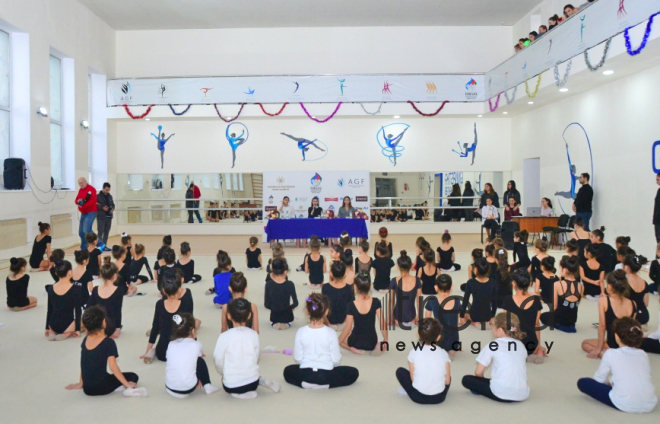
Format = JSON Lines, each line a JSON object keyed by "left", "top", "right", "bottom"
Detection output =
{"left": 554, "top": 122, "right": 594, "bottom": 212}
{"left": 150, "top": 125, "right": 175, "bottom": 169}
{"left": 280, "top": 132, "right": 328, "bottom": 161}
{"left": 226, "top": 122, "right": 249, "bottom": 169}
{"left": 377, "top": 123, "right": 410, "bottom": 167}
{"left": 452, "top": 123, "right": 478, "bottom": 165}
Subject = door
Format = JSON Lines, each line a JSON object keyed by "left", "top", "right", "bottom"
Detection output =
{"left": 523, "top": 158, "right": 541, "bottom": 215}
{"left": 375, "top": 178, "right": 396, "bottom": 207}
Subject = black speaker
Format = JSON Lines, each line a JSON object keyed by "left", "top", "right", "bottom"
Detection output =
{"left": 500, "top": 221, "right": 520, "bottom": 250}
{"left": 3, "top": 158, "right": 26, "bottom": 190}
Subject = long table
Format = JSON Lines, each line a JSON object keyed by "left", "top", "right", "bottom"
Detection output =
{"left": 511, "top": 216, "right": 559, "bottom": 233}
{"left": 265, "top": 218, "right": 369, "bottom": 242}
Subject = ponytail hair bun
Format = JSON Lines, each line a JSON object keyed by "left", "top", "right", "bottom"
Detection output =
{"left": 9, "top": 257, "right": 26, "bottom": 273}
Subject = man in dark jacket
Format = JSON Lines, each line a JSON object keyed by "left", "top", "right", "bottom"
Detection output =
{"left": 654, "top": 173, "right": 660, "bottom": 243}
{"left": 96, "top": 182, "right": 114, "bottom": 250}
{"left": 186, "top": 182, "right": 203, "bottom": 223}
{"left": 572, "top": 173, "right": 593, "bottom": 231}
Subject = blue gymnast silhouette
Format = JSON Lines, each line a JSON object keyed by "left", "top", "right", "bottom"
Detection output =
{"left": 555, "top": 140, "right": 578, "bottom": 199}
{"left": 150, "top": 125, "right": 175, "bottom": 169}
{"left": 378, "top": 124, "right": 410, "bottom": 166}
{"left": 452, "top": 123, "right": 478, "bottom": 165}
{"left": 226, "top": 123, "right": 249, "bottom": 169}
{"left": 280, "top": 133, "right": 326, "bottom": 161}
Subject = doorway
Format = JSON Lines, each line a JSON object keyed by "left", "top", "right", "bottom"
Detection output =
{"left": 375, "top": 178, "right": 396, "bottom": 206}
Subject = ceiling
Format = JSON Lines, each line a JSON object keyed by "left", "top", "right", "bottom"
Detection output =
{"left": 77, "top": 0, "right": 544, "bottom": 30}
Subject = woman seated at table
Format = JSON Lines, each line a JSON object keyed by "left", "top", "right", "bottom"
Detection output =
{"left": 504, "top": 197, "right": 521, "bottom": 221}
{"left": 481, "top": 197, "right": 500, "bottom": 237}
{"left": 279, "top": 196, "right": 296, "bottom": 219}
{"left": 308, "top": 197, "right": 323, "bottom": 218}
{"left": 337, "top": 196, "right": 355, "bottom": 218}
{"left": 541, "top": 198, "right": 554, "bottom": 217}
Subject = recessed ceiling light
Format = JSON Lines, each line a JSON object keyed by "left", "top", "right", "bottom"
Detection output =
{"left": 145, "top": 118, "right": 150, "bottom": 121}
{"left": 477, "top": 115, "right": 483, "bottom": 118}
{"left": 312, "top": 116, "right": 316, "bottom": 119}
{"left": 559, "top": 88, "right": 569, "bottom": 92}
{"left": 603, "top": 70, "right": 614, "bottom": 75}
{"left": 393, "top": 115, "right": 400, "bottom": 119}
{"left": 503, "top": 112, "right": 508, "bottom": 115}
{"left": 226, "top": 117, "right": 232, "bottom": 120}
{"left": 528, "top": 101, "right": 534, "bottom": 104}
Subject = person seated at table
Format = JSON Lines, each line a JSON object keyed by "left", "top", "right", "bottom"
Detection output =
{"left": 541, "top": 198, "right": 554, "bottom": 217}
{"left": 279, "top": 197, "right": 295, "bottom": 219}
{"left": 504, "top": 197, "right": 521, "bottom": 221}
{"left": 337, "top": 196, "right": 355, "bottom": 218}
{"left": 308, "top": 197, "right": 323, "bottom": 218}
{"left": 481, "top": 197, "right": 500, "bottom": 237}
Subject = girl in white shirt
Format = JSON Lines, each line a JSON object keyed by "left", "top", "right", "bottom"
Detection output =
{"left": 283, "top": 293, "right": 359, "bottom": 389}
{"left": 213, "top": 298, "right": 280, "bottom": 399}
{"left": 481, "top": 197, "right": 500, "bottom": 238}
{"left": 461, "top": 312, "right": 530, "bottom": 402}
{"left": 165, "top": 313, "right": 219, "bottom": 398}
{"left": 279, "top": 196, "right": 296, "bottom": 219}
{"left": 396, "top": 317, "right": 451, "bottom": 404}
{"left": 577, "top": 317, "right": 657, "bottom": 413}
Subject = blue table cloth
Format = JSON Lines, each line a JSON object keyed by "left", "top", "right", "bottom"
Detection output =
{"left": 265, "top": 218, "right": 369, "bottom": 241}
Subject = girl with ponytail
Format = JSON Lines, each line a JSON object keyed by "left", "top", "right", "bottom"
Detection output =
{"left": 29, "top": 222, "right": 51, "bottom": 271}
{"left": 6, "top": 258, "right": 37, "bottom": 311}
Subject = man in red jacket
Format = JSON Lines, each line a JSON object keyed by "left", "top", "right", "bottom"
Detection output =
{"left": 75, "top": 177, "right": 97, "bottom": 249}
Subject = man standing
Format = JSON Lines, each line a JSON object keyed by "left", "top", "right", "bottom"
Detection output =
{"left": 572, "top": 173, "right": 593, "bottom": 231}
{"left": 186, "top": 182, "right": 203, "bottom": 223}
{"left": 97, "top": 182, "right": 115, "bottom": 251}
{"left": 653, "top": 173, "right": 660, "bottom": 243}
{"left": 75, "top": 178, "right": 97, "bottom": 249}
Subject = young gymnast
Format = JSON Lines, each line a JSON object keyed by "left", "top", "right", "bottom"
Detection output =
{"left": 355, "top": 240, "right": 372, "bottom": 274}
{"left": 570, "top": 217, "right": 591, "bottom": 260}
{"left": 534, "top": 256, "right": 559, "bottom": 306}
{"left": 581, "top": 270, "right": 636, "bottom": 359}
{"left": 329, "top": 243, "right": 343, "bottom": 264}
{"left": 157, "top": 246, "right": 177, "bottom": 293}
{"left": 424, "top": 274, "right": 461, "bottom": 358}
{"left": 577, "top": 317, "right": 657, "bottom": 413}
{"left": 321, "top": 260, "right": 354, "bottom": 331}
{"left": 528, "top": 240, "right": 549, "bottom": 282}
{"left": 389, "top": 251, "right": 422, "bottom": 328}
{"left": 176, "top": 242, "right": 202, "bottom": 284}
{"left": 339, "top": 272, "right": 388, "bottom": 355}
{"left": 129, "top": 244, "right": 155, "bottom": 284}
{"left": 206, "top": 250, "right": 236, "bottom": 296}
{"left": 504, "top": 269, "right": 545, "bottom": 363}
{"left": 6, "top": 258, "right": 37, "bottom": 311}
{"left": 414, "top": 237, "right": 430, "bottom": 271}
{"left": 374, "top": 227, "right": 393, "bottom": 258}
{"left": 112, "top": 245, "right": 137, "bottom": 297}
{"left": 339, "top": 231, "right": 351, "bottom": 249}
{"left": 245, "top": 236, "right": 262, "bottom": 270}
{"left": 396, "top": 317, "right": 451, "bottom": 405}
{"left": 213, "top": 253, "right": 234, "bottom": 308}
{"left": 264, "top": 258, "right": 298, "bottom": 330}
{"left": 305, "top": 236, "right": 326, "bottom": 287}
{"left": 221, "top": 272, "right": 259, "bottom": 333}
{"left": 266, "top": 243, "right": 285, "bottom": 275}
{"left": 580, "top": 244, "right": 605, "bottom": 300}
{"left": 120, "top": 233, "right": 133, "bottom": 269}
{"left": 461, "top": 248, "right": 484, "bottom": 291}
{"left": 565, "top": 239, "right": 579, "bottom": 258}
{"left": 461, "top": 258, "right": 497, "bottom": 329}
{"left": 29, "top": 222, "right": 52, "bottom": 271}
{"left": 372, "top": 241, "right": 395, "bottom": 293}
{"left": 540, "top": 255, "right": 583, "bottom": 333}
{"left": 165, "top": 313, "right": 220, "bottom": 398}
{"left": 649, "top": 243, "right": 660, "bottom": 294}
{"left": 417, "top": 248, "right": 440, "bottom": 295}
{"left": 622, "top": 254, "right": 650, "bottom": 325}
{"left": 65, "top": 306, "right": 147, "bottom": 397}
{"left": 49, "top": 249, "right": 65, "bottom": 283}
{"left": 284, "top": 293, "right": 359, "bottom": 389}
{"left": 155, "top": 235, "right": 173, "bottom": 270}
{"left": 511, "top": 230, "right": 530, "bottom": 271}
{"left": 590, "top": 227, "right": 617, "bottom": 273}
{"left": 72, "top": 250, "right": 93, "bottom": 306}
{"left": 87, "top": 257, "right": 124, "bottom": 339}
{"left": 461, "top": 312, "right": 530, "bottom": 403}
{"left": 214, "top": 298, "right": 281, "bottom": 398}
{"left": 437, "top": 232, "right": 461, "bottom": 271}
{"left": 45, "top": 259, "right": 81, "bottom": 341}
{"left": 492, "top": 248, "right": 512, "bottom": 309}
{"left": 85, "top": 233, "right": 102, "bottom": 278}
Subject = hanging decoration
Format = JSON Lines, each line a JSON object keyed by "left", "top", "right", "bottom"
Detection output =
{"left": 124, "top": 104, "right": 155, "bottom": 120}
{"left": 553, "top": 59, "right": 572, "bottom": 87}
{"left": 360, "top": 102, "right": 383, "bottom": 115}
{"left": 168, "top": 104, "right": 192, "bottom": 116}
{"left": 584, "top": 37, "right": 612, "bottom": 71}
{"left": 525, "top": 74, "right": 543, "bottom": 98}
{"left": 256, "top": 103, "right": 288, "bottom": 116}
{"left": 299, "top": 102, "right": 343, "bottom": 123}
{"left": 213, "top": 103, "right": 246, "bottom": 123}
{"left": 504, "top": 86, "right": 518, "bottom": 105}
{"left": 624, "top": 11, "right": 660, "bottom": 56}
{"left": 407, "top": 101, "right": 449, "bottom": 117}
{"left": 488, "top": 93, "right": 502, "bottom": 112}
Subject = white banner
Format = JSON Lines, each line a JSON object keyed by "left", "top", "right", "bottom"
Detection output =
{"left": 485, "top": 0, "right": 660, "bottom": 98}
{"left": 107, "top": 74, "right": 484, "bottom": 106}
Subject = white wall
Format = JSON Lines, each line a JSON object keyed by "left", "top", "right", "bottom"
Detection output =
{"left": 0, "top": 0, "right": 115, "bottom": 259}
{"left": 115, "top": 26, "right": 512, "bottom": 78}
{"left": 511, "top": 61, "right": 660, "bottom": 256}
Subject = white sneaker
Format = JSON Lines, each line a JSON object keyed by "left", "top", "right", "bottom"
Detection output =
{"left": 397, "top": 387, "right": 408, "bottom": 395}
{"left": 301, "top": 382, "right": 329, "bottom": 390}
{"left": 204, "top": 384, "right": 221, "bottom": 395}
{"left": 123, "top": 387, "right": 149, "bottom": 397}
{"left": 259, "top": 378, "right": 281, "bottom": 393}
{"left": 231, "top": 391, "right": 258, "bottom": 399}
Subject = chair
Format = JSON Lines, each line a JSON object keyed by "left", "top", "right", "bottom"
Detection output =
{"left": 480, "top": 216, "right": 502, "bottom": 243}
{"left": 543, "top": 214, "right": 573, "bottom": 248}
{"left": 501, "top": 221, "right": 520, "bottom": 250}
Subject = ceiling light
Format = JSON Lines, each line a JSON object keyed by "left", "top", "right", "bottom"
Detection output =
{"left": 393, "top": 115, "right": 400, "bottom": 119}
{"left": 145, "top": 118, "right": 150, "bottom": 121}
{"left": 477, "top": 115, "right": 483, "bottom": 118}
{"left": 559, "top": 88, "right": 569, "bottom": 92}
{"left": 80, "top": 120, "right": 89, "bottom": 129}
{"left": 603, "top": 70, "right": 614, "bottom": 75}
{"left": 226, "top": 117, "right": 232, "bottom": 120}
{"left": 503, "top": 112, "right": 508, "bottom": 115}
{"left": 312, "top": 116, "right": 316, "bottom": 119}
{"left": 36, "top": 106, "right": 48, "bottom": 117}
{"left": 528, "top": 101, "right": 534, "bottom": 104}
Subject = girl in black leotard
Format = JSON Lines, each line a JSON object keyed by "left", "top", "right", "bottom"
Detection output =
{"left": 72, "top": 250, "right": 94, "bottom": 306}
{"left": 176, "top": 242, "right": 201, "bottom": 284}
{"left": 581, "top": 270, "right": 636, "bottom": 359}
{"left": 417, "top": 248, "right": 439, "bottom": 295}
{"left": 112, "top": 245, "right": 137, "bottom": 297}
{"left": 541, "top": 256, "right": 584, "bottom": 332}
{"left": 511, "top": 230, "right": 530, "bottom": 271}
{"left": 461, "top": 248, "right": 483, "bottom": 292}
{"left": 87, "top": 257, "right": 124, "bottom": 338}
{"left": 6, "top": 258, "right": 37, "bottom": 311}
{"left": 580, "top": 244, "right": 605, "bottom": 299}
{"left": 436, "top": 232, "right": 461, "bottom": 271}
{"left": 45, "top": 260, "right": 82, "bottom": 341}
{"left": 504, "top": 269, "right": 545, "bottom": 362}
{"left": 622, "top": 254, "right": 650, "bottom": 325}
{"left": 534, "top": 256, "right": 559, "bottom": 306}
{"left": 305, "top": 236, "right": 326, "bottom": 287}
{"left": 571, "top": 218, "right": 591, "bottom": 261}
{"left": 29, "top": 222, "right": 52, "bottom": 271}
{"left": 528, "top": 239, "right": 549, "bottom": 283}
{"left": 129, "top": 244, "right": 155, "bottom": 284}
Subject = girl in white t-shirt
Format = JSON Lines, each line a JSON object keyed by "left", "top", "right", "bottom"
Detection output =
{"left": 278, "top": 196, "right": 295, "bottom": 219}
{"left": 165, "top": 313, "right": 219, "bottom": 398}
{"left": 213, "top": 298, "right": 280, "bottom": 399}
{"left": 461, "top": 312, "right": 530, "bottom": 402}
{"left": 577, "top": 317, "right": 657, "bottom": 413}
{"left": 396, "top": 317, "right": 451, "bottom": 404}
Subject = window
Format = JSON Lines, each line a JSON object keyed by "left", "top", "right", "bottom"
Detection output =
{"left": 49, "top": 55, "right": 63, "bottom": 188}
{"left": 172, "top": 174, "right": 182, "bottom": 190}
{"left": 225, "top": 173, "right": 244, "bottom": 191}
{"left": 0, "top": 30, "right": 9, "bottom": 164}
{"left": 212, "top": 174, "right": 220, "bottom": 189}
{"left": 87, "top": 74, "right": 92, "bottom": 184}
{"left": 151, "top": 174, "right": 164, "bottom": 190}
{"left": 127, "top": 174, "right": 144, "bottom": 190}
{"left": 202, "top": 174, "right": 210, "bottom": 189}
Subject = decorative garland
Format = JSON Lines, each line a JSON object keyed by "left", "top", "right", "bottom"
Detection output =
{"left": 553, "top": 59, "right": 572, "bottom": 87}
{"left": 584, "top": 37, "right": 612, "bottom": 71}
{"left": 504, "top": 86, "right": 518, "bottom": 105}
{"left": 488, "top": 93, "right": 502, "bottom": 112}
{"left": 407, "top": 100, "right": 450, "bottom": 116}
{"left": 256, "top": 103, "right": 288, "bottom": 116}
{"left": 168, "top": 104, "right": 192, "bottom": 116}
{"left": 624, "top": 11, "right": 660, "bottom": 56}
{"left": 299, "top": 102, "right": 343, "bottom": 123}
{"left": 360, "top": 102, "right": 383, "bottom": 115}
{"left": 123, "top": 104, "right": 155, "bottom": 119}
{"left": 618, "top": 0, "right": 627, "bottom": 19}
{"left": 525, "top": 74, "right": 543, "bottom": 98}
{"left": 213, "top": 103, "right": 246, "bottom": 122}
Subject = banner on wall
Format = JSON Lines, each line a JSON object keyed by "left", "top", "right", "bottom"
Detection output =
{"left": 107, "top": 74, "right": 485, "bottom": 106}
{"left": 441, "top": 172, "right": 464, "bottom": 205}
{"left": 485, "top": 0, "right": 660, "bottom": 98}
{"left": 262, "top": 170, "right": 370, "bottom": 232}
